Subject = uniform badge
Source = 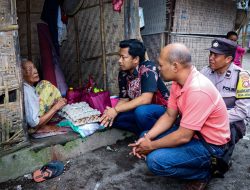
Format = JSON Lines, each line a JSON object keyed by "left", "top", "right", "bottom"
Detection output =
{"left": 225, "top": 70, "right": 231, "bottom": 78}
{"left": 212, "top": 41, "right": 219, "bottom": 47}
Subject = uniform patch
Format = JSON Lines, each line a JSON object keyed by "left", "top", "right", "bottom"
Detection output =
{"left": 236, "top": 71, "right": 250, "bottom": 99}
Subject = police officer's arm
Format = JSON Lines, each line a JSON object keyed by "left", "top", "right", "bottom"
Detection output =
{"left": 228, "top": 99, "right": 250, "bottom": 122}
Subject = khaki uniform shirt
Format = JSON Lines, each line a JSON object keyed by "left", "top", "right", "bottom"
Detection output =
{"left": 201, "top": 63, "right": 250, "bottom": 123}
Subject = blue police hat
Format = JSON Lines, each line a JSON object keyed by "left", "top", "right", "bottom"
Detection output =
{"left": 207, "top": 38, "right": 237, "bottom": 57}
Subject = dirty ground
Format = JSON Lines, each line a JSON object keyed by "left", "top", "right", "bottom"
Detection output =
{"left": 1, "top": 131, "right": 250, "bottom": 190}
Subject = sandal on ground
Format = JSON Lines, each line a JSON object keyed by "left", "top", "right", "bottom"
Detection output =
{"left": 33, "top": 160, "right": 64, "bottom": 182}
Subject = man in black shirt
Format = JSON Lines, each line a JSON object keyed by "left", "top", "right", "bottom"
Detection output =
{"left": 100, "top": 39, "right": 169, "bottom": 136}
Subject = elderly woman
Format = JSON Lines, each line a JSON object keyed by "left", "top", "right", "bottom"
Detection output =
{"left": 22, "top": 59, "right": 67, "bottom": 132}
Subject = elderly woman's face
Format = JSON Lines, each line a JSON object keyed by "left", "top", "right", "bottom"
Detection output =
{"left": 23, "top": 61, "right": 39, "bottom": 85}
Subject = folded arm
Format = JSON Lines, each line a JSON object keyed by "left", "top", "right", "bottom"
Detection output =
{"left": 36, "top": 98, "right": 67, "bottom": 129}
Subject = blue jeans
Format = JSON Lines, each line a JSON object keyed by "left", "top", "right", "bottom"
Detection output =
{"left": 144, "top": 125, "right": 225, "bottom": 180}
{"left": 112, "top": 104, "right": 166, "bottom": 136}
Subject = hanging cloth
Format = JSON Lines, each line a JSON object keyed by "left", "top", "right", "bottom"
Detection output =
{"left": 41, "top": 0, "right": 60, "bottom": 56}
{"left": 57, "top": 7, "right": 68, "bottom": 46}
{"left": 112, "top": 0, "right": 124, "bottom": 12}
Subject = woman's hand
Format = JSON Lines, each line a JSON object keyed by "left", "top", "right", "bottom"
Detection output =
{"left": 53, "top": 98, "right": 67, "bottom": 111}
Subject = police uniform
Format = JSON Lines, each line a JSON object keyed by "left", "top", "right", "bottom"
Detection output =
{"left": 201, "top": 38, "right": 250, "bottom": 141}
{"left": 201, "top": 63, "right": 250, "bottom": 123}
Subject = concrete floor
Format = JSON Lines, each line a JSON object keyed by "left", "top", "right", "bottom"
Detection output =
{"left": 0, "top": 51, "right": 250, "bottom": 190}
{"left": 0, "top": 132, "right": 250, "bottom": 190}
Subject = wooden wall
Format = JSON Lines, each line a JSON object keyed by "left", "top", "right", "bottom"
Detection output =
{"left": 170, "top": 0, "right": 236, "bottom": 70}
{"left": 0, "top": 0, "right": 26, "bottom": 154}
{"left": 16, "top": 0, "right": 129, "bottom": 95}
{"left": 60, "top": 0, "right": 126, "bottom": 95}
{"left": 16, "top": 0, "right": 45, "bottom": 67}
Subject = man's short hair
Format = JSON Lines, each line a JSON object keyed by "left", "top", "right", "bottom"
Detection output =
{"left": 119, "top": 39, "right": 146, "bottom": 63}
{"left": 226, "top": 31, "right": 238, "bottom": 39}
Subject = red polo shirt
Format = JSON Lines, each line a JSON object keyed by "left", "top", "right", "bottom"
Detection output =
{"left": 168, "top": 67, "right": 230, "bottom": 145}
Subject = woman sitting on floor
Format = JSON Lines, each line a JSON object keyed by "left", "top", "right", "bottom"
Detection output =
{"left": 22, "top": 59, "right": 67, "bottom": 133}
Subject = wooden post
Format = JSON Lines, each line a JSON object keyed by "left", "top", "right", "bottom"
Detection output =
{"left": 99, "top": 0, "right": 107, "bottom": 90}
{"left": 125, "top": 0, "right": 149, "bottom": 59}
{"left": 73, "top": 15, "right": 82, "bottom": 87}
{"left": 124, "top": 0, "right": 140, "bottom": 39}
{"left": 167, "top": 0, "right": 175, "bottom": 44}
{"left": 124, "top": 0, "right": 130, "bottom": 39}
{"left": 160, "top": 33, "right": 165, "bottom": 49}
{"left": 0, "top": 25, "right": 18, "bottom": 32}
{"left": 26, "top": 0, "right": 32, "bottom": 60}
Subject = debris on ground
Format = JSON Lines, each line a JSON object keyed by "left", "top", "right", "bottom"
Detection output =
{"left": 0, "top": 134, "right": 250, "bottom": 190}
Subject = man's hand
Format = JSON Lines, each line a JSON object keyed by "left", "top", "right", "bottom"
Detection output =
{"left": 100, "top": 106, "right": 118, "bottom": 127}
{"left": 129, "top": 134, "right": 154, "bottom": 159}
{"left": 129, "top": 137, "right": 146, "bottom": 159}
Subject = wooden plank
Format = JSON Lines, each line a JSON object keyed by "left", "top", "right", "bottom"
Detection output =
{"left": 0, "top": 25, "right": 18, "bottom": 32}
{"left": 124, "top": 0, "right": 140, "bottom": 39}
{"left": 17, "top": 13, "right": 28, "bottom": 55}
{"left": 16, "top": 0, "right": 26, "bottom": 13}
{"left": 26, "top": 0, "right": 32, "bottom": 59}
{"left": 99, "top": 0, "right": 107, "bottom": 90}
{"left": 73, "top": 15, "right": 82, "bottom": 87}
{"left": 30, "top": 0, "right": 45, "bottom": 13}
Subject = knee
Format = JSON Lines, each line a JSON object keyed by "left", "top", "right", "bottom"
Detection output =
{"left": 146, "top": 151, "right": 175, "bottom": 177}
{"left": 134, "top": 105, "right": 148, "bottom": 117}
{"left": 134, "top": 105, "right": 154, "bottom": 119}
{"left": 146, "top": 153, "right": 158, "bottom": 174}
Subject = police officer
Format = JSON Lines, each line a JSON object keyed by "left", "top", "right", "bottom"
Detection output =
{"left": 201, "top": 38, "right": 250, "bottom": 149}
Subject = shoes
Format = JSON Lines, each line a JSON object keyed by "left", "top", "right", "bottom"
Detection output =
{"left": 184, "top": 180, "right": 208, "bottom": 190}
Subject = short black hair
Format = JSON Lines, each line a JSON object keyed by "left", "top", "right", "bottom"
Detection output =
{"left": 119, "top": 39, "right": 146, "bottom": 63}
{"left": 226, "top": 31, "right": 238, "bottom": 39}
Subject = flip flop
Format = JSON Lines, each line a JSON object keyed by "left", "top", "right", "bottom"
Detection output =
{"left": 33, "top": 160, "right": 64, "bottom": 182}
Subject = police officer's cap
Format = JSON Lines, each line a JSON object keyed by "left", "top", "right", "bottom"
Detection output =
{"left": 207, "top": 38, "right": 237, "bottom": 57}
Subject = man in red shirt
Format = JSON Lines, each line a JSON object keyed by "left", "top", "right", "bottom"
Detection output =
{"left": 129, "top": 43, "right": 230, "bottom": 189}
